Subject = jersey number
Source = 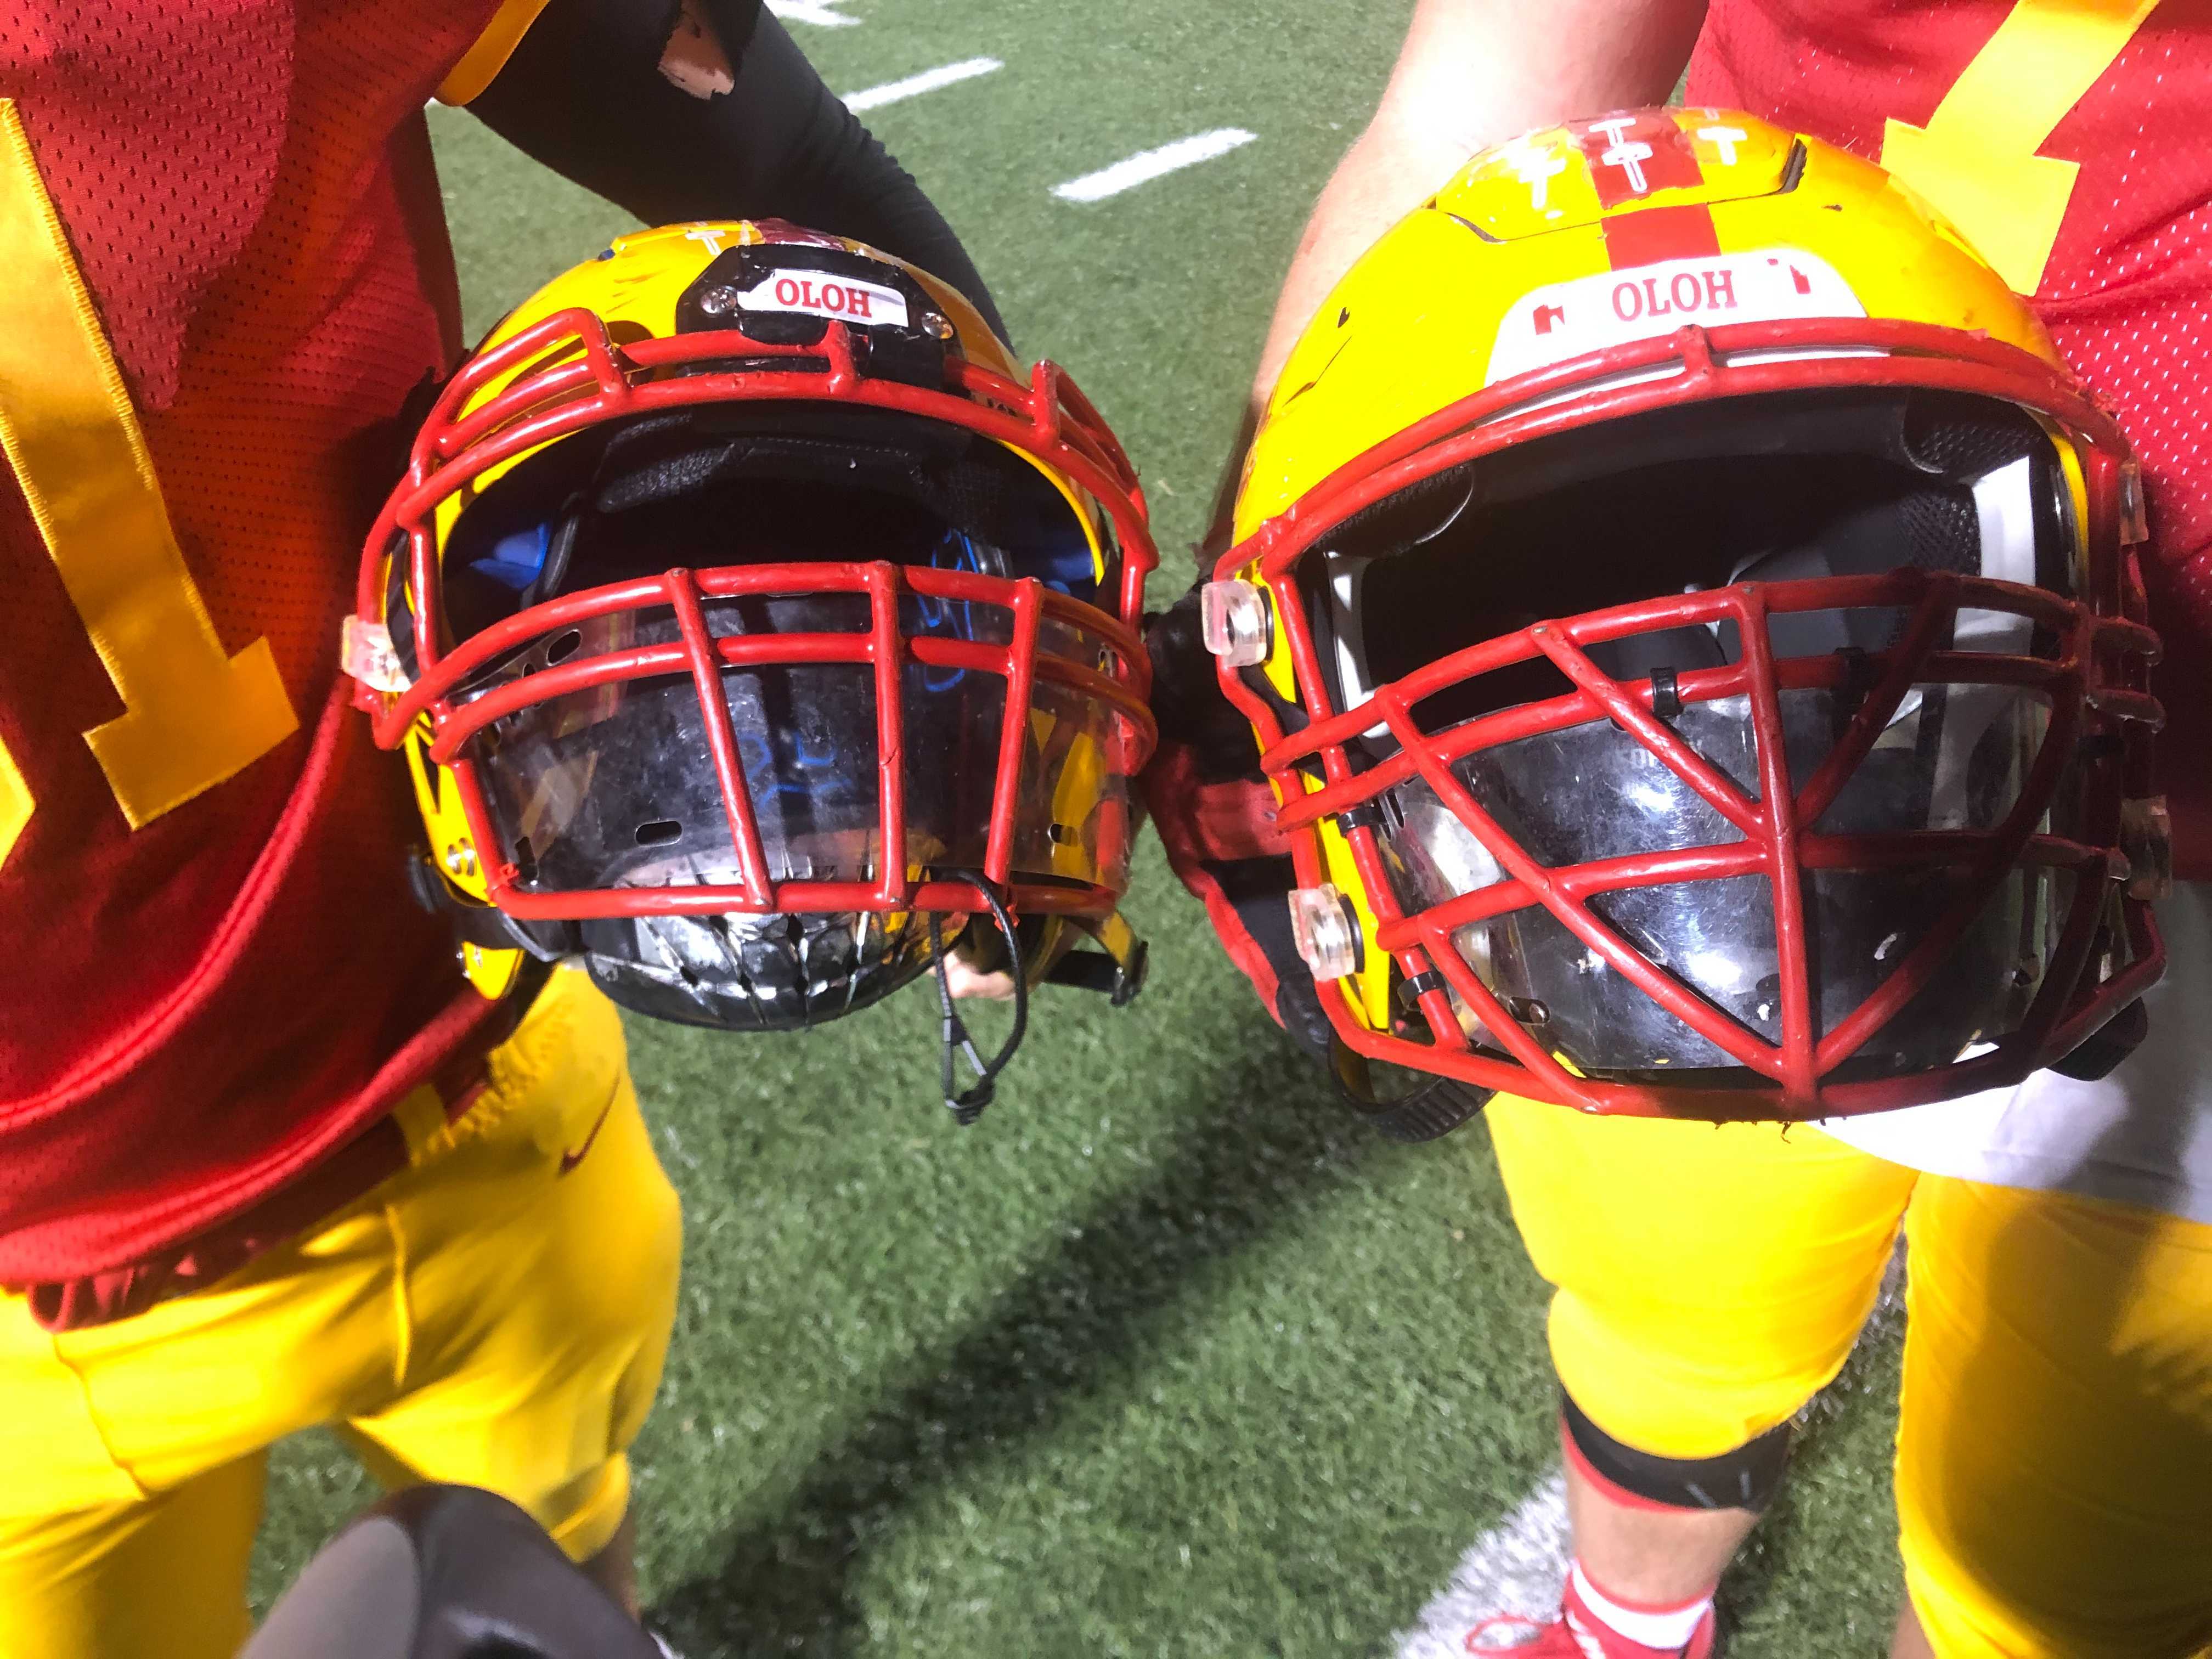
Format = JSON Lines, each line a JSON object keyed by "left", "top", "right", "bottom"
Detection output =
{"left": 1881, "top": 0, "right": 2162, "bottom": 294}
{"left": 0, "top": 99, "right": 298, "bottom": 870}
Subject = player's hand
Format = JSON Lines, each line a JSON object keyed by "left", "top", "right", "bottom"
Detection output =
{"left": 941, "top": 953, "right": 1020, "bottom": 1001}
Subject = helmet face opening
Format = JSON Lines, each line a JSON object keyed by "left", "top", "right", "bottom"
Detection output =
{"left": 1307, "top": 388, "right": 2075, "bottom": 729}
{"left": 440, "top": 400, "right": 1118, "bottom": 640}
{"left": 1226, "top": 319, "right": 2164, "bottom": 1119}
{"left": 1308, "top": 390, "right": 2085, "bottom": 1081}
{"left": 354, "top": 281, "right": 1156, "bottom": 1036}
{"left": 446, "top": 416, "right": 1142, "bottom": 1030}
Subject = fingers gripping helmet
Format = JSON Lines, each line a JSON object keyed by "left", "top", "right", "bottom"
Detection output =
{"left": 346, "top": 222, "right": 1156, "bottom": 1087}
{"left": 1208, "top": 111, "right": 2168, "bottom": 1125}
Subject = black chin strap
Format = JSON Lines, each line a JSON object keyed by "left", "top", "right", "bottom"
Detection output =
{"left": 1328, "top": 1036, "right": 1493, "bottom": 1143}
{"left": 928, "top": 871, "right": 1029, "bottom": 1125}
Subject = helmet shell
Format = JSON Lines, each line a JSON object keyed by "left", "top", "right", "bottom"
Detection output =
{"left": 1215, "top": 111, "right": 2164, "bottom": 1120}
{"left": 349, "top": 221, "right": 1158, "bottom": 1021}
{"left": 1240, "top": 109, "right": 2057, "bottom": 541}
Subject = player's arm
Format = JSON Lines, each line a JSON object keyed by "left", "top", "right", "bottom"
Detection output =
{"left": 1154, "top": 0, "right": 1708, "bottom": 1040}
{"left": 1210, "top": 0, "right": 1706, "bottom": 538}
{"left": 456, "top": 0, "right": 1008, "bottom": 341}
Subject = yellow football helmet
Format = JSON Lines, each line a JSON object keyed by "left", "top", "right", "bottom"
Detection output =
{"left": 346, "top": 221, "right": 1156, "bottom": 1109}
{"left": 1201, "top": 110, "right": 2166, "bottom": 1130}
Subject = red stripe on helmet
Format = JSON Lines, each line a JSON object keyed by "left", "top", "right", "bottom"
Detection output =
{"left": 1602, "top": 203, "right": 1723, "bottom": 270}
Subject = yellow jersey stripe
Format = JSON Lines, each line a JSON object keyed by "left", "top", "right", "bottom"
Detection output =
{"left": 436, "top": 0, "right": 560, "bottom": 107}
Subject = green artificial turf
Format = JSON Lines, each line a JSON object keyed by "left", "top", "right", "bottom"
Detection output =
{"left": 247, "top": 4, "right": 1908, "bottom": 1651}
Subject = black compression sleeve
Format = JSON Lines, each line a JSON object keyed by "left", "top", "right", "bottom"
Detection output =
{"left": 466, "top": 0, "right": 1008, "bottom": 342}
{"left": 1561, "top": 1390, "right": 1794, "bottom": 1514}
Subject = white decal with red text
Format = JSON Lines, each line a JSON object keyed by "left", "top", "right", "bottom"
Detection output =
{"left": 1485, "top": 249, "right": 1864, "bottom": 385}
{"left": 733, "top": 270, "right": 911, "bottom": 330}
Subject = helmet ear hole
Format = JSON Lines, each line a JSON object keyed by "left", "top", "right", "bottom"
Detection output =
{"left": 634, "top": 818, "right": 683, "bottom": 847}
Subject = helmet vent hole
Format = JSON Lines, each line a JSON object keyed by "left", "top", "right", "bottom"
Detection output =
{"left": 635, "top": 818, "right": 684, "bottom": 847}
{"left": 545, "top": 630, "right": 583, "bottom": 665}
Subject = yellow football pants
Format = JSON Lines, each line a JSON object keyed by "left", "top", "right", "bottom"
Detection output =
{"left": 0, "top": 964, "right": 682, "bottom": 1659}
{"left": 1486, "top": 1093, "right": 2212, "bottom": 1659}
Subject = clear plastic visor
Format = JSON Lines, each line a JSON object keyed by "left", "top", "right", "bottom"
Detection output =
{"left": 1319, "top": 390, "right": 2084, "bottom": 1085}
{"left": 1381, "top": 672, "right": 2073, "bottom": 1081}
{"left": 461, "top": 588, "right": 1138, "bottom": 903}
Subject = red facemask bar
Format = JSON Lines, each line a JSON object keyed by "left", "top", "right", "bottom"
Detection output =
{"left": 1219, "top": 318, "right": 2166, "bottom": 1119}
{"left": 351, "top": 306, "right": 1158, "bottom": 924}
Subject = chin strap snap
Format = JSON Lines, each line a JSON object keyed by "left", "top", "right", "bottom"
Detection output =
{"left": 929, "top": 872, "right": 1029, "bottom": 1126}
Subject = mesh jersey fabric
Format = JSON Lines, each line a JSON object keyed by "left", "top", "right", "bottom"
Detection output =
{"left": 0, "top": 0, "right": 520, "bottom": 1280}
{"left": 1688, "top": 0, "right": 2212, "bottom": 881}
{"left": 1690, "top": 1, "right": 2212, "bottom": 1214}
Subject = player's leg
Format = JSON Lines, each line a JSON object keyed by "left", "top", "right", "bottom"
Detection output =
{"left": 1893, "top": 1175, "right": 2212, "bottom": 1658}
{"left": 1557, "top": 1390, "right": 1794, "bottom": 1604}
{"left": 1475, "top": 1096, "right": 1918, "bottom": 1653}
{"left": 1892, "top": 1607, "right": 1937, "bottom": 1659}
{"left": 583, "top": 1503, "right": 642, "bottom": 1615}
{"left": 0, "top": 967, "right": 669, "bottom": 1651}
{"left": 0, "top": 1158, "right": 450, "bottom": 1658}
{"left": 335, "top": 963, "right": 681, "bottom": 1609}
{"left": 0, "top": 1431, "right": 266, "bottom": 1659}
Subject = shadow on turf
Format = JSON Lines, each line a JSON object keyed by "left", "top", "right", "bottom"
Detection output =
{"left": 648, "top": 1031, "right": 1379, "bottom": 1656}
{"left": 646, "top": 1031, "right": 1901, "bottom": 1658}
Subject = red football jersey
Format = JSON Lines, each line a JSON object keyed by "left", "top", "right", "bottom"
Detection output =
{"left": 1689, "top": 0, "right": 2212, "bottom": 878}
{"left": 0, "top": 0, "right": 534, "bottom": 1280}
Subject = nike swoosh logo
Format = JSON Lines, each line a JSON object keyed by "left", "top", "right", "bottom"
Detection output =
{"left": 558, "top": 1097, "right": 617, "bottom": 1175}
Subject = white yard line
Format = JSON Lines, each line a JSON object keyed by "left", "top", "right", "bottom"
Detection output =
{"left": 1051, "top": 128, "right": 1256, "bottom": 203}
{"left": 843, "top": 57, "right": 1003, "bottom": 112}
{"left": 1393, "top": 1472, "right": 1572, "bottom": 1658}
{"left": 767, "top": 0, "right": 859, "bottom": 26}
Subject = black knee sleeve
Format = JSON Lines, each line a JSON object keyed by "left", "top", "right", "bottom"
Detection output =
{"left": 1562, "top": 1389, "right": 1793, "bottom": 1514}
